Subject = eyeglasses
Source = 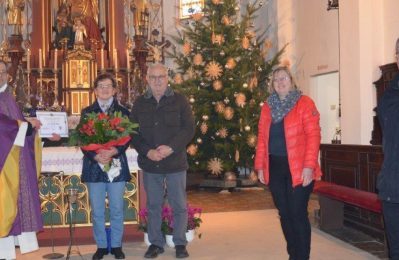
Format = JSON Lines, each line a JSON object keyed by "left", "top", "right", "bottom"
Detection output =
{"left": 148, "top": 75, "right": 167, "bottom": 81}
{"left": 273, "top": 76, "right": 289, "bottom": 83}
{"left": 97, "top": 84, "right": 113, "bottom": 90}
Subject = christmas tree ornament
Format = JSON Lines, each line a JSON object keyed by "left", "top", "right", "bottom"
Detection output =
{"left": 213, "top": 80, "right": 223, "bottom": 91}
{"left": 189, "top": 96, "right": 195, "bottom": 103}
{"left": 234, "top": 5, "right": 240, "bottom": 11}
{"left": 211, "top": 33, "right": 225, "bottom": 45}
{"left": 224, "top": 171, "right": 237, "bottom": 181}
{"left": 195, "top": 161, "right": 199, "bottom": 165}
{"left": 207, "top": 158, "right": 223, "bottom": 175}
{"left": 224, "top": 107, "right": 234, "bottom": 120}
{"left": 242, "top": 36, "right": 250, "bottom": 49}
{"left": 249, "top": 170, "right": 258, "bottom": 181}
{"left": 221, "top": 15, "right": 231, "bottom": 25}
{"left": 197, "top": 137, "right": 203, "bottom": 144}
{"left": 235, "top": 149, "right": 240, "bottom": 162}
{"left": 235, "top": 93, "right": 247, "bottom": 107}
{"left": 247, "top": 134, "right": 257, "bottom": 147}
{"left": 187, "top": 144, "right": 198, "bottom": 156}
{"left": 249, "top": 99, "right": 256, "bottom": 107}
{"left": 200, "top": 82, "right": 206, "bottom": 86}
{"left": 183, "top": 42, "right": 191, "bottom": 56}
{"left": 211, "top": 0, "right": 221, "bottom": 4}
{"left": 192, "top": 12, "right": 204, "bottom": 21}
{"left": 202, "top": 115, "right": 209, "bottom": 120}
{"left": 205, "top": 61, "right": 223, "bottom": 79}
{"left": 187, "top": 67, "right": 195, "bottom": 79}
{"left": 244, "top": 125, "right": 251, "bottom": 131}
{"left": 228, "top": 77, "right": 233, "bottom": 81}
{"left": 218, "top": 127, "right": 228, "bottom": 138}
{"left": 174, "top": 73, "right": 183, "bottom": 84}
{"left": 193, "top": 53, "right": 203, "bottom": 65}
{"left": 231, "top": 134, "right": 237, "bottom": 141}
{"left": 260, "top": 102, "right": 264, "bottom": 107}
{"left": 225, "top": 58, "right": 236, "bottom": 69}
{"left": 215, "top": 101, "right": 225, "bottom": 113}
{"left": 242, "top": 82, "right": 248, "bottom": 88}
{"left": 257, "top": 66, "right": 263, "bottom": 71}
{"left": 248, "top": 76, "right": 258, "bottom": 89}
{"left": 224, "top": 97, "right": 230, "bottom": 104}
{"left": 200, "top": 122, "right": 208, "bottom": 134}
{"left": 219, "top": 50, "right": 225, "bottom": 56}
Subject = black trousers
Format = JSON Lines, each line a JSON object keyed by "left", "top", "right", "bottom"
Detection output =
{"left": 382, "top": 200, "right": 399, "bottom": 260}
{"left": 269, "top": 155, "right": 314, "bottom": 260}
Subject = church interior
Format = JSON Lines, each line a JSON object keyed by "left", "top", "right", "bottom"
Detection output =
{"left": 2, "top": 0, "right": 399, "bottom": 259}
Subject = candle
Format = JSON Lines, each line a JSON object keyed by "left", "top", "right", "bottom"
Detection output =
{"left": 54, "top": 49, "right": 58, "bottom": 70}
{"left": 27, "top": 49, "right": 31, "bottom": 71}
{"left": 100, "top": 48, "right": 104, "bottom": 70}
{"left": 126, "top": 49, "right": 130, "bottom": 70}
{"left": 39, "top": 49, "right": 42, "bottom": 69}
{"left": 113, "top": 49, "right": 118, "bottom": 70}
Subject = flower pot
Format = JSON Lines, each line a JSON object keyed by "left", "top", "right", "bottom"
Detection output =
{"left": 165, "top": 230, "right": 196, "bottom": 248}
{"left": 143, "top": 232, "right": 151, "bottom": 246}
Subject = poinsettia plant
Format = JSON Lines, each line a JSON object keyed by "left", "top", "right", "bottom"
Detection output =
{"left": 69, "top": 111, "right": 138, "bottom": 171}
{"left": 138, "top": 204, "right": 202, "bottom": 236}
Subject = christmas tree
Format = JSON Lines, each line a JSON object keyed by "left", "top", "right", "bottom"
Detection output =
{"left": 168, "top": 0, "right": 284, "bottom": 178}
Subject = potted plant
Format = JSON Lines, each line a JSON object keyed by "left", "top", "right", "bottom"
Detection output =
{"left": 138, "top": 204, "right": 202, "bottom": 247}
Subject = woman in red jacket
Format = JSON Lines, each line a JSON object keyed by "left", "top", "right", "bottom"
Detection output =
{"left": 255, "top": 66, "right": 322, "bottom": 260}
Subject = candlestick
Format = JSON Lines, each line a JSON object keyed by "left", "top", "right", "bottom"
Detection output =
{"left": 27, "top": 49, "right": 31, "bottom": 71}
{"left": 126, "top": 49, "right": 130, "bottom": 70}
{"left": 113, "top": 49, "right": 118, "bottom": 71}
{"left": 39, "top": 49, "right": 42, "bottom": 70}
{"left": 54, "top": 49, "right": 58, "bottom": 70}
{"left": 100, "top": 48, "right": 104, "bottom": 70}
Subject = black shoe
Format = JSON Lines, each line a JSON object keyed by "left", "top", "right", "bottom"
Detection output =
{"left": 144, "top": 244, "right": 164, "bottom": 258}
{"left": 92, "top": 248, "right": 109, "bottom": 260}
{"left": 111, "top": 247, "right": 125, "bottom": 259}
{"left": 175, "top": 245, "right": 189, "bottom": 258}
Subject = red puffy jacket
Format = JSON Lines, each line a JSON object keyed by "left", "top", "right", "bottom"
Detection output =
{"left": 254, "top": 95, "right": 322, "bottom": 187}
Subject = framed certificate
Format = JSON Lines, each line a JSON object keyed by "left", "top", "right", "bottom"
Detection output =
{"left": 36, "top": 111, "right": 69, "bottom": 138}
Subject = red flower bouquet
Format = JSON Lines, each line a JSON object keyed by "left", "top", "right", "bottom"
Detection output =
{"left": 69, "top": 111, "right": 138, "bottom": 172}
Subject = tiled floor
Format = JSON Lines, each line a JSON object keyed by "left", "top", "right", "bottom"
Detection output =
{"left": 186, "top": 183, "right": 387, "bottom": 259}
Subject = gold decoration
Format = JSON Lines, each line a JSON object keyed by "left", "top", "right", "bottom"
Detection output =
{"left": 247, "top": 134, "right": 257, "bottom": 147}
{"left": 213, "top": 80, "right": 223, "bottom": 91}
{"left": 224, "top": 107, "right": 234, "bottom": 120}
{"left": 242, "top": 36, "right": 250, "bottom": 49}
{"left": 183, "top": 42, "right": 191, "bottom": 56}
{"left": 207, "top": 158, "right": 223, "bottom": 175}
{"left": 218, "top": 127, "right": 228, "bottom": 138}
{"left": 249, "top": 76, "right": 258, "bottom": 89}
{"left": 221, "top": 15, "right": 230, "bottom": 25}
{"left": 212, "top": 33, "right": 224, "bottom": 45}
{"left": 186, "top": 67, "right": 195, "bottom": 79}
{"left": 215, "top": 102, "right": 225, "bottom": 113}
{"left": 187, "top": 144, "right": 198, "bottom": 156}
{"left": 235, "top": 93, "right": 247, "bottom": 107}
{"left": 205, "top": 61, "right": 223, "bottom": 79}
{"left": 235, "top": 149, "right": 240, "bottom": 162}
{"left": 200, "top": 122, "right": 208, "bottom": 134}
{"left": 225, "top": 58, "right": 236, "bottom": 69}
{"left": 193, "top": 53, "right": 203, "bottom": 66}
{"left": 192, "top": 13, "right": 204, "bottom": 21}
{"left": 174, "top": 73, "right": 183, "bottom": 84}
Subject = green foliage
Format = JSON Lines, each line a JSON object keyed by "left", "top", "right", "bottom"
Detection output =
{"left": 167, "top": 0, "right": 283, "bottom": 174}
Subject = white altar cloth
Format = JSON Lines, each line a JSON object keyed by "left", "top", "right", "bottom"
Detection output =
{"left": 42, "top": 147, "right": 139, "bottom": 175}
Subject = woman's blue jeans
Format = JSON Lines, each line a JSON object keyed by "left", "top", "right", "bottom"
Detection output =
{"left": 87, "top": 181, "right": 126, "bottom": 248}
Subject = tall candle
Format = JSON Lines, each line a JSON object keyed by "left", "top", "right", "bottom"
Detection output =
{"left": 38, "top": 49, "right": 42, "bottom": 69}
{"left": 27, "top": 49, "right": 31, "bottom": 71}
{"left": 126, "top": 49, "right": 130, "bottom": 70}
{"left": 100, "top": 48, "right": 104, "bottom": 70}
{"left": 54, "top": 49, "right": 58, "bottom": 70}
{"left": 113, "top": 49, "right": 118, "bottom": 70}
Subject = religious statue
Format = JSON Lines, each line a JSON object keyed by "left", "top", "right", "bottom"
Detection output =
{"left": 145, "top": 42, "right": 167, "bottom": 63}
{"left": 73, "top": 17, "right": 87, "bottom": 45}
{"left": 7, "top": 0, "right": 25, "bottom": 35}
{"left": 54, "top": 3, "right": 74, "bottom": 49}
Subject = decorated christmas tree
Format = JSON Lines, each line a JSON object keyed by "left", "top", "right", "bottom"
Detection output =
{"left": 168, "top": 0, "right": 284, "bottom": 179}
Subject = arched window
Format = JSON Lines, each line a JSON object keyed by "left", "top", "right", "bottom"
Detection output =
{"left": 179, "top": 0, "right": 204, "bottom": 19}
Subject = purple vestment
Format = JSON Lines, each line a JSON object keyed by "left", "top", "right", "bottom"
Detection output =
{"left": 0, "top": 88, "right": 43, "bottom": 236}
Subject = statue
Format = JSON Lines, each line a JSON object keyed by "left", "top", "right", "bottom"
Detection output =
{"left": 7, "top": 0, "right": 25, "bottom": 35}
{"left": 73, "top": 17, "right": 87, "bottom": 45}
{"left": 145, "top": 42, "right": 167, "bottom": 63}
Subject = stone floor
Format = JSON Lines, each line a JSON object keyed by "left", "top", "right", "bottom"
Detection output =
{"left": 185, "top": 181, "right": 388, "bottom": 259}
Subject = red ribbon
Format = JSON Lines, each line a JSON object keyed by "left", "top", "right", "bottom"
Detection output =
{"left": 81, "top": 136, "right": 131, "bottom": 153}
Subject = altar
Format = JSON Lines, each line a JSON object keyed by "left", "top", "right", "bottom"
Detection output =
{"left": 39, "top": 147, "right": 140, "bottom": 227}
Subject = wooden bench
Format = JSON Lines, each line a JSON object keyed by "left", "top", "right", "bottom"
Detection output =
{"left": 313, "top": 180, "right": 382, "bottom": 231}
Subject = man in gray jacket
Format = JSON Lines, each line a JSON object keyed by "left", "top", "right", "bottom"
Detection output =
{"left": 130, "top": 63, "right": 195, "bottom": 258}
